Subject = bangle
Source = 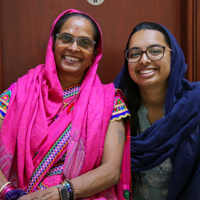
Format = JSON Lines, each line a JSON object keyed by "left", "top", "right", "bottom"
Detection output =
{"left": 0, "top": 182, "right": 11, "bottom": 193}
{"left": 0, "top": 182, "right": 26, "bottom": 200}
{"left": 0, "top": 184, "right": 16, "bottom": 200}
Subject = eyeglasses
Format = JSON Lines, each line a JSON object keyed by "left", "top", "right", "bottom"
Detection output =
{"left": 56, "top": 33, "right": 96, "bottom": 50}
{"left": 124, "top": 45, "right": 172, "bottom": 63}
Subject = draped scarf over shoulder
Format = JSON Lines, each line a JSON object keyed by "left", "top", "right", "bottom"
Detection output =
{"left": 114, "top": 24, "right": 200, "bottom": 199}
{"left": 0, "top": 9, "right": 130, "bottom": 199}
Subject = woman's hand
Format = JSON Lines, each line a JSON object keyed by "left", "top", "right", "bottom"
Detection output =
{"left": 18, "top": 186, "right": 60, "bottom": 200}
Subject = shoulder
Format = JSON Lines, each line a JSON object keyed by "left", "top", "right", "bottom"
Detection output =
{"left": 0, "top": 83, "right": 16, "bottom": 119}
{"left": 110, "top": 89, "right": 130, "bottom": 122}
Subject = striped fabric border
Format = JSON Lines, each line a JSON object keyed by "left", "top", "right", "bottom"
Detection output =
{"left": 26, "top": 124, "right": 71, "bottom": 193}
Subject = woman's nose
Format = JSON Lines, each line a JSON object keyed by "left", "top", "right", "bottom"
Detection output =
{"left": 139, "top": 52, "right": 151, "bottom": 64}
{"left": 68, "top": 41, "right": 80, "bottom": 52}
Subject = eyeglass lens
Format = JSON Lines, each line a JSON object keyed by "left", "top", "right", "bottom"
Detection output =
{"left": 126, "top": 46, "right": 164, "bottom": 62}
{"left": 57, "top": 33, "right": 95, "bottom": 50}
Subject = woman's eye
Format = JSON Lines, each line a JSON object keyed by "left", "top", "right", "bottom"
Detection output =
{"left": 149, "top": 48, "right": 162, "bottom": 54}
{"left": 60, "top": 35, "right": 71, "bottom": 43}
{"left": 80, "top": 39, "right": 90, "bottom": 47}
{"left": 129, "top": 51, "right": 140, "bottom": 58}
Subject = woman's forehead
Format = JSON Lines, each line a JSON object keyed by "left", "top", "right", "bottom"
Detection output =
{"left": 129, "top": 29, "right": 168, "bottom": 48}
{"left": 59, "top": 16, "right": 95, "bottom": 39}
{"left": 60, "top": 16, "right": 92, "bottom": 30}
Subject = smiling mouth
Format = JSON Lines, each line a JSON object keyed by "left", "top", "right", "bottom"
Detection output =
{"left": 139, "top": 69, "right": 155, "bottom": 74}
{"left": 64, "top": 56, "right": 80, "bottom": 62}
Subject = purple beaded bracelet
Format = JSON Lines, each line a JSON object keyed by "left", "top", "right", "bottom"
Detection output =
{"left": 61, "top": 179, "right": 76, "bottom": 200}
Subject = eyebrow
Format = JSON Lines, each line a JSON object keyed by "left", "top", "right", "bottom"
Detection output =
{"left": 130, "top": 44, "right": 163, "bottom": 50}
{"left": 61, "top": 32, "right": 92, "bottom": 40}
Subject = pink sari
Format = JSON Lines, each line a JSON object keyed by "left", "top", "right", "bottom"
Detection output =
{"left": 0, "top": 9, "right": 131, "bottom": 199}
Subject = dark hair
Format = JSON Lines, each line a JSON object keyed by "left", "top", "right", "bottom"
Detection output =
{"left": 123, "top": 22, "right": 171, "bottom": 137}
{"left": 53, "top": 12, "right": 100, "bottom": 50}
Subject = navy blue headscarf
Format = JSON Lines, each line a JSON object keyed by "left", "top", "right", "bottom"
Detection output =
{"left": 114, "top": 24, "right": 200, "bottom": 199}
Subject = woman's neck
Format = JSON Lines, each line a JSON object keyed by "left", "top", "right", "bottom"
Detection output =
{"left": 139, "top": 83, "right": 168, "bottom": 124}
{"left": 58, "top": 73, "right": 84, "bottom": 90}
{"left": 140, "top": 86, "right": 167, "bottom": 107}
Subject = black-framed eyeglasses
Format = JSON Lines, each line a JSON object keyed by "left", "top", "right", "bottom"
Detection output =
{"left": 124, "top": 45, "right": 172, "bottom": 63}
{"left": 56, "top": 33, "right": 96, "bottom": 50}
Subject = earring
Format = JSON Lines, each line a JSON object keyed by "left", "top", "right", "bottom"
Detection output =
{"left": 88, "top": 61, "right": 92, "bottom": 68}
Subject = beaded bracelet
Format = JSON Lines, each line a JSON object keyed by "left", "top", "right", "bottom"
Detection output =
{"left": 61, "top": 181, "right": 72, "bottom": 193}
{"left": 60, "top": 181, "right": 72, "bottom": 199}
{"left": 65, "top": 179, "right": 76, "bottom": 200}
{"left": 60, "top": 179, "right": 76, "bottom": 200}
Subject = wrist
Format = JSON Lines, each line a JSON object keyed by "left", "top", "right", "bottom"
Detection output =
{"left": 0, "top": 182, "right": 16, "bottom": 199}
{"left": 60, "top": 179, "right": 76, "bottom": 200}
{"left": 0, "top": 182, "right": 27, "bottom": 200}
{"left": 56, "top": 185, "right": 69, "bottom": 200}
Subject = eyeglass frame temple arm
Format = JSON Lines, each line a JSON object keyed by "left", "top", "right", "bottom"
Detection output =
{"left": 166, "top": 46, "right": 172, "bottom": 51}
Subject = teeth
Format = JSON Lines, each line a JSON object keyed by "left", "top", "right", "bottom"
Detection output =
{"left": 140, "top": 69, "right": 155, "bottom": 74}
{"left": 64, "top": 56, "right": 80, "bottom": 61}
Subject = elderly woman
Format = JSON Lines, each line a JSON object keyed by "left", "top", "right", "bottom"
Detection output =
{"left": 0, "top": 9, "right": 131, "bottom": 200}
{"left": 114, "top": 22, "right": 200, "bottom": 200}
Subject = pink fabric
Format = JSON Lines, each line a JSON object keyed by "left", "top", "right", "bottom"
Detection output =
{"left": 0, "top": 9, "right": 131, "bottom": 199}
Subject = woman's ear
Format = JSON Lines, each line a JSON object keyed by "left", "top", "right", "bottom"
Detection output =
{"left": 92, "top": 51, "right": 97, "bottom": 60}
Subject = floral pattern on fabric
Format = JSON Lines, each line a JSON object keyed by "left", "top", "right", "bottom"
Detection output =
{"left": 43, "top": 154, "right": 66, "bottom": 178}
{"left": 45, "top": 162, "right": 64, "bottom": 176}
{"left": 0, "top": 89, "right": 11, "bottom": 119}
{"left": 63, "top": 84, "right": 80, "bottom": 99}
{"left": 36, "top": 182, "right": 49, "bottom": 191}
{"left": 110, "top": 91, "right": 130, "bottom": 122}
